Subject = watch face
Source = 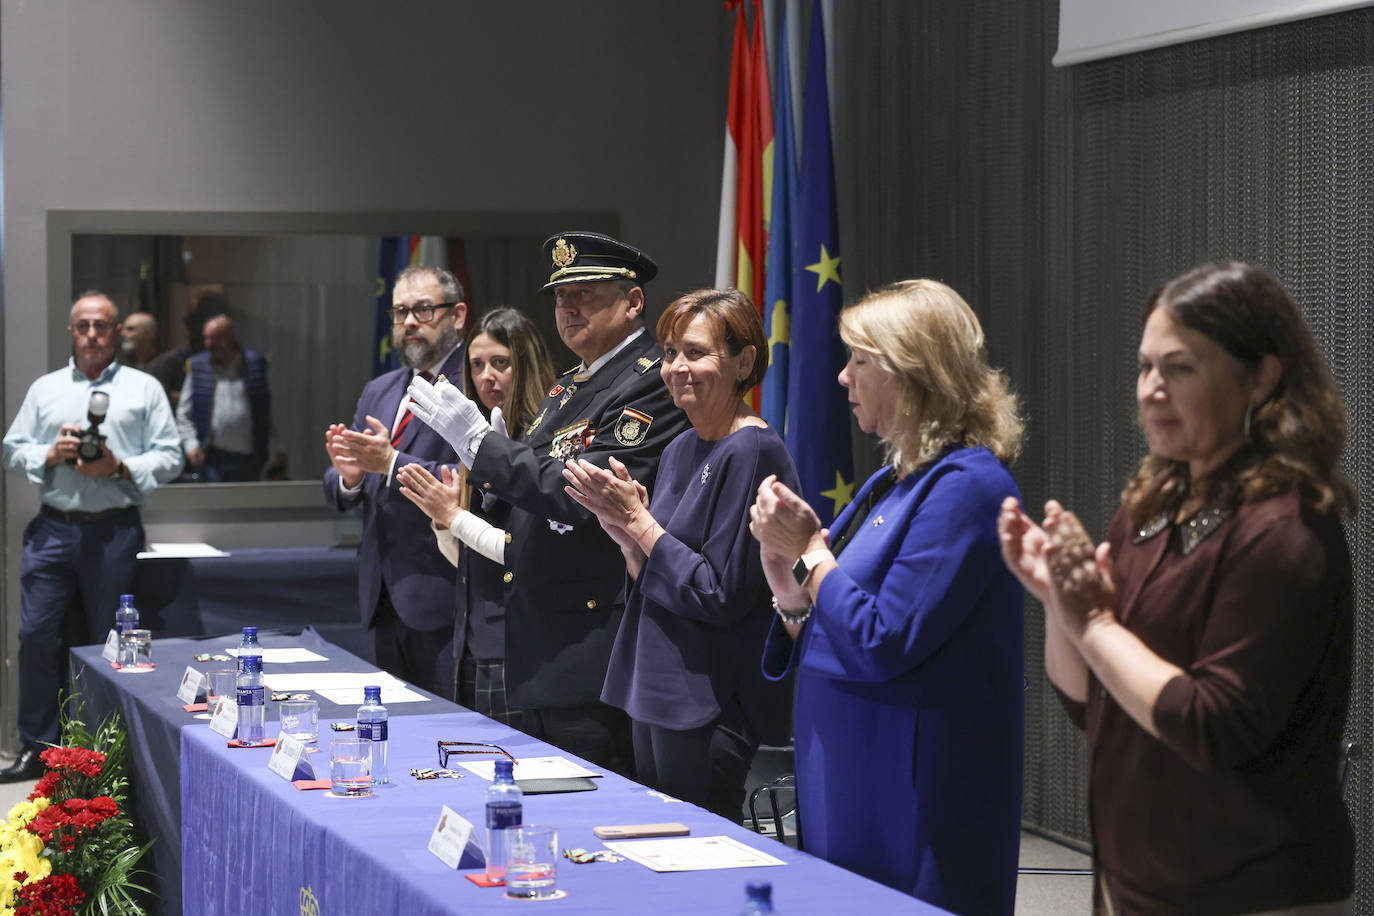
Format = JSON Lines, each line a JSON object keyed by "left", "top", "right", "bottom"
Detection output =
{"left": 792, "top": 556, "right": 809, "bottom": 587}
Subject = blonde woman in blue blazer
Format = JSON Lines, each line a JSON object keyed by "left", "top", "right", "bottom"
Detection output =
{"left": 750, "top": 279, "right": 1026, "bottom": 915}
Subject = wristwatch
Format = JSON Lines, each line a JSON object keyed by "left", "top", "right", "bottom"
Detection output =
{"left": 791, "top": 549, "right": 832, "bottom": 587}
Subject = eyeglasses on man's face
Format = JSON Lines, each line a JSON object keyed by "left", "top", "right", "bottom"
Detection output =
{"left": 437, "top": 740, "right": 514, "bottom": 768}
{"left": 389, "top": 302, "right": 458, "bottom": 325}
{"left": 70, "top": 320, "right": 115, "bottom": 336}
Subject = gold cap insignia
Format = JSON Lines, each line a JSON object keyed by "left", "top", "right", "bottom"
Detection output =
{"left": 551, "top": 237, "right": 577, "bottom": 269}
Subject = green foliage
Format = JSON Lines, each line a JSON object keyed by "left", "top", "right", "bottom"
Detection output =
{"left": 44, "top": 673, "right": 156, "bottom": 916}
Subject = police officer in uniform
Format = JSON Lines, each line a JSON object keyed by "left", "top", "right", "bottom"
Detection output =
{"left": 407, "top": 231, "right": 688, "bottom": 774}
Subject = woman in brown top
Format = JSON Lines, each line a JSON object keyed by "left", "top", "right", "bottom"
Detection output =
{"left": 1000, "top": 262, "right": 1354, "bottom": 914}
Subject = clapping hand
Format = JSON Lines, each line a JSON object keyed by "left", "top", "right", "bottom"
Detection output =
{"left": 1043, "top": 506, "right": 1116, "bottom": 639}
{"left": 750, "top": 475, "right": 827, "bottom": 623}
{"left": 562, "top": 456, "right": 649, "bottom": 531}
{"left": 997, "top": 497, "right": 1054, "bottom": 605}
{"left": 397, "top": 463, "right": 463, "bottom": 530}
{"left": 405, "top": 375, "right": 490, "bottom": 467}
{"left": 749, "top": 475, "right": 824, "bottom": 557}
{"left": 328, "top": 417, "right": 395, "bottom": 479}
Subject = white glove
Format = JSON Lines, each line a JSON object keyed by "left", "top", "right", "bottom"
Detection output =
{"left": 405, "top": 375, "right": 490, "bottom": 468}
{"left": 489, "top": 405, "right": 508, "bottom": 440}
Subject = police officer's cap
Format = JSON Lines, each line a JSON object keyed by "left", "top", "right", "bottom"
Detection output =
{"left": 540, "top": 231, "right": 658, "bottom": 293}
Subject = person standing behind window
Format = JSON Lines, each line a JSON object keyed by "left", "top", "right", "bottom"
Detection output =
{"left": 2, "top": 291, "right": 183, "bottom": 782}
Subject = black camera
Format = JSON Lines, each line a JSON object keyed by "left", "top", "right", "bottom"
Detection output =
{"left": 72, "top": 391, "right": 109, "bottom": 463}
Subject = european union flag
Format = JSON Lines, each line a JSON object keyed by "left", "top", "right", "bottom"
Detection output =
{"left": 760, "top": 0, "right": 797, "bottom": 432}
{"left": 784, "top": 0, "right": 852, "bottom": 525}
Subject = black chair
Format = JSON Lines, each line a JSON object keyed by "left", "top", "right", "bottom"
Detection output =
{"left": 743, "top": 744, "right": 800, "bottom": 848}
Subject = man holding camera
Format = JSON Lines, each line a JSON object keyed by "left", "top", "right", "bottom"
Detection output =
{"left": 1, "top": 291, "right": 182, "bottom": 781}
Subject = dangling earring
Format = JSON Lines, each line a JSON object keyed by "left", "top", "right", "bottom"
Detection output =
{"left": 1243, "top": 403, "right": 1254, "bottom": 442}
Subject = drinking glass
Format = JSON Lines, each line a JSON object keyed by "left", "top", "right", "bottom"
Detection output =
{"left": 279, "top": 699, "right": 319, "bottom": 747}
{"left": 205, "top": 668, "right": 238, "bottom": 720}
{"left": 329, "top": 738, "right": 373, "bottom": 797}
{"left": 118, "top": 629, "right": 153, "bottom": 669}
{"left": 504, "top": 825, "right": 558, "bottom": 899}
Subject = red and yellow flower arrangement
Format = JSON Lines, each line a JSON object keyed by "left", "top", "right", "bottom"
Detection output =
{"left": 1, "top": 694, "right": 151, "bottom": 915}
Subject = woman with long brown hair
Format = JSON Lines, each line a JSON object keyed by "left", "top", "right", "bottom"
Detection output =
{"left": 1000, "top": 262, "right": 1354, "bottom": 913}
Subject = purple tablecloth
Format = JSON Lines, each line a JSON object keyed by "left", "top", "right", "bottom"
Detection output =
{"left": 180, "top": 710, "right": 932, "bottom": 915}
{"left": 70, "top": 629, "right": 454, "bottom": 915}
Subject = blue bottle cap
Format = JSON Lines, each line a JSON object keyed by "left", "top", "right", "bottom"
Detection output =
{"left": 242, "top": 626, "right": 258, "bottom": 637}
{"left": 494, "top": 758, "right": 514, "bottom": 779}
{"left": 363, "top": 685, "right": 381, "bottom": 702}
{"left": 746, "top": 881, "right": 772, "bottom": 900}
{"left": 120, "top": 594, "right": 134, "bottom": 603}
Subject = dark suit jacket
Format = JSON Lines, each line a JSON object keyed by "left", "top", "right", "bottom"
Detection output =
{"left": 323, "top": 346, "right": 465, "bottom": 632}
{"left": 469, "top": 330, "right": 689, "bottom": 709}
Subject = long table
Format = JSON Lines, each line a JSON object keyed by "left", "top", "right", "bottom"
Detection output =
{"left": 179, "top": 710, "right": 929, "bottom": 915}
{"left": 69, "top": 630, "right": 454, "bottom": 916}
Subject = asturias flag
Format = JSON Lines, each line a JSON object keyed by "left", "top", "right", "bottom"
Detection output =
{"left": 784, "top": 0, "right": 853, "bottom": 526}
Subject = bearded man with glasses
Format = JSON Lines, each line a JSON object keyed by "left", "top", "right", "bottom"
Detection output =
{"left": 2, "top": 290, "right": 183, "bottom": 782}
{"left": 323, "top": 265, "right": 469, "bottom": 698}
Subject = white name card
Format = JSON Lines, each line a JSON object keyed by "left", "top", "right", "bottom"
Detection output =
{"left": 177, "top": 666, "right": 206, "bottom": 705}
{"left": 101, "top": 630, "right": 119, "bottom": 662}
{"left": 428, "top": 805, "right": 482, "bottom": 870}
{"left": 209, "top": 698, "right": 238, "bottom": 738}
{"left": 269, "top": 733, "right": 306, "bottom": 781}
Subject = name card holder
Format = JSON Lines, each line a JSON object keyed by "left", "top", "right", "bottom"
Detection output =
{"left": 209, "top": 698, "right": 238, "bottom": 738}
{"left": 428, "top": 805, "right": 485, "bottom": 870}
{"left": 268, "top": 733, "right": 313, "bottom": 781}
{"left": 101, "top": 630, "right": 119, "bottom": 663}
{"left": 176, "top": 666, "right": 206, "bottom": 705}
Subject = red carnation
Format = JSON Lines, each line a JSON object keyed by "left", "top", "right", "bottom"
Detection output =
{"left": 14, "top": 872, "right": 85, "bottom": 916}
{"left": 37, "top": 747, "right": 105, "bottom": 778}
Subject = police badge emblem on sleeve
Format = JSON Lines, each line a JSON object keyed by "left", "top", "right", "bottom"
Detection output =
{"left": 613, "top": 407, "right": 653, "bottom": 446}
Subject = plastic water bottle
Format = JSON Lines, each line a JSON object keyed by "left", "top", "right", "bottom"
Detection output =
{"left": 237, "top": 626, "right": 261, "bottom": 674}
{"left": 235, "top": 654, "right": 265, "bottom": 744}
{"left": 114, "top": 595, "right": 139, "bottom": 666}
{"left": 485, "top": 758, "right": 523, "bottom": 882}
{"left": 115, "top": 594, "right": 139, "bottom": 634}
{"left": 357, "top": 685, "right": 388, "bottom": 785}
{"left": 739, "top": 881, "right": 775, "bottom": 913}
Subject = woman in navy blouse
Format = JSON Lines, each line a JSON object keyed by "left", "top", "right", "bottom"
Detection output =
{"left": 749, "top": 280, "right": 1026, "bottom": 913}
{"left": 562, "top": 288, "right": 798, "bottom": 819}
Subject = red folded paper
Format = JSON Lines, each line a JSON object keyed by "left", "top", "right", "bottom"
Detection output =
{"left": 110, "top": 662, "right": 156, "bottom": 671}
{"left": 183, "top": 703, "right": 208, "bottom": 713}
{"left": 293, "top": 779, "right": 332, "bottom": 791}
{"left": 226, "top": 739, "right": 276, "bottom": 748}
{"left": 464, "top": 873, "right": 505, "bottom": 887}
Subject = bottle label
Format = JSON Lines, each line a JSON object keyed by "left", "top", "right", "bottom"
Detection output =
{"left": 358, "top": 721, "right": 388, "bottom": 742}
{"left": 486, "top": 801, "right": 522, "bottom": 830}
{"left": 236, "top": 685, "right": 265, "bottom": 707}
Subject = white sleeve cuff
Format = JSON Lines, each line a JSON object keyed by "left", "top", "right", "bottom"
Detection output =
{"left": 449, "top": 508, "right": 506, "bottom": 564}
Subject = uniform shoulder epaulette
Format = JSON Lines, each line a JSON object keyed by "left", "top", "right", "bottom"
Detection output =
{"left": 634, "top": 356, "right": 661, "bottom": 375}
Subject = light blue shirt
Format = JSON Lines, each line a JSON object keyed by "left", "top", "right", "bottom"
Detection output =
{"left": 3, "top": 358, "right": 184, "bottom": 512}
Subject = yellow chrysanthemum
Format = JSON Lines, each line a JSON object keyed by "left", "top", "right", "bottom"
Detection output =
{"left": 2, "top": 797, "right": 53, "bottom": 915}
